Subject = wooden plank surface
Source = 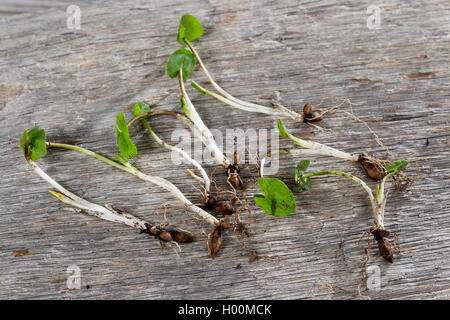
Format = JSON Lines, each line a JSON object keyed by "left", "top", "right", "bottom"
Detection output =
{"left": 0, "top": 0, "right": 449, "bottom": 299}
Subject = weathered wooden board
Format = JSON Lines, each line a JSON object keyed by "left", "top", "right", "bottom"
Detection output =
{"left": 0, "top": 0, "right": 449, "bottom": 299}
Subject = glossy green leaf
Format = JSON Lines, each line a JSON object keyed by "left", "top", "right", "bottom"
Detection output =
{"left": 166, "top": 49, "right": 196, "bottom": 82}
{"left": 254, "top": 177, "right": 296, "bottom": 217}
{"left": 133, "top": 102, "right": 151, "bottom": 117}
{"left": 294, "top": 160, "right": 310, "bottom": 184}
{"left": 177, "top": 14, "right": 204, "bottom": 46}
{"left": 386, "top": 160, "right": 408, "bottom": 174}
{"left": 20, "top": 126, "right": 47, "bottom": 161}
{"left": 116, "top": 113, "right": 137, "bottom": 159}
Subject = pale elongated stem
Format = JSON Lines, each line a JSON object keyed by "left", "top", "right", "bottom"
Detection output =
{"left": 178, "top": 69, "right": 231, "bottom": 167}
{"left": 192, "top": 81, "right": 284, "bottom": 116}
{"left": 46, "top": 142, "right": 219, "bottom": 226}
{"left": 27, "top": 159, "right": 148, "bottom": 230}
{"left": 301, "top": 170, "right": 381, "bottom": 228}
{"left": 259, "top": 149, "right": 326, "bottom": 177}
{"left": 128, "top": 112, "right": 210, "bottom": 193}
{"left": 185, "top": 40, "right": 304, "bottom": 122}
{"left": 302, "top": 170, "right": 377, "bottom": 214}
{"left": 278, "top": 119, "right": 359, "bottom": 162}
{"left": 374, "top": 171, "right": 397, "bottom": 228}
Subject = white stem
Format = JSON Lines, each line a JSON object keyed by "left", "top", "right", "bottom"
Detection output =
{"left": 130, "top": 169, "right": 218, "bottom": 226}
{"left": 164, "top": 142, "right": 210, "bottom": 192}
{"left": 186, "top": 40, "right": 304, "bottom": 122}
{"left": 375, "top": 172, "right": 395, "bottom": 228}
{"left": 29, "top": 161, "right": 148, "bottom": 230}
{"left": 142, "top": 120, "right": 211, "bottom": 193}
{"left": 46, "top": 143, "right": 220, "bottom": 227}
{"left": 179, "top": 69, "right": 231, "bottom": 167}
{"left": 280, "top": 120, "right": 359, "bottom": 161}
{"left": 260, "top": 148, "right": 328, "bottom": 177}
{"left": 193, "top": 81, "right": 284, "bottom": 116}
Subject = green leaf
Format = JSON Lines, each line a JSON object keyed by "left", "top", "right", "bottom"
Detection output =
{"left": 133, "top": 102, "right": 151, "bottom": 117}
{"left": 20, "top": 126, "right": 47, "bottom": 161}
{"left": 277, "top": 119, "right": 290, "bottom": 138}
{"left": 116, "top": 113, "right": 137, "bottom": 159}
{"left": 166, "top": 49, "right": 196, "bottom": 82}
{"left": 294, "top": 160, "right": 310, "bottom": 184}
{"left": 254, "top": 177, "right": 296, "bottom": 217}
{"left": 386, "top": 160, "right": 408, "bottom": 174}
{"left": 177, "top": 14, "right": 204, "bottom": 46}
{"left": 292, "top": 177, "right": 312, "bottom": 193}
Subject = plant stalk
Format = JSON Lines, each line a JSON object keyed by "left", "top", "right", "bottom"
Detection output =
{"left": 128, "top": 112, "right": 210, "bottom": 193}
{"left": 185, "top": 39, "right": 304, "bottom": 122}
{"left": 46, "top": 142, "right": 219, "bottom": 226}
{"left": 178, "top": 69, "right": 231, "bottom": 168}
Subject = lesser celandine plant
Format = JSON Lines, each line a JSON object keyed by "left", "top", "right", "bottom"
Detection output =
{"left": 258, "top": 154, "right": 408, "bottom": 262}
{"left": 175, "top": 14, "right": 318, "bottom": 123}
{"left": 277, "top": 118, "right": 390, "bottom": 180}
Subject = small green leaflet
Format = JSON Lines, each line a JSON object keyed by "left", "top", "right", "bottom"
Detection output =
{"left": 292, "top": 178, "right": 311, "bottom": 193}
{"left": 294, "top": 160, "right": 310, "bottom": 184}
{"left": 177, "top": 14, "right": 204, "bottom": 46}
{"left": 386, "top": 160, "right": 408, "bottom": 174}
{"left": 166, "top": 49, "right": 196, "bottom": 82}
{"left": 277, "top": 119, "right": 289, "bottom": 138}
{"left": 254, "top": 177, "right": 296, "bottom": 217}
{"left": 20, "top": 126, "right": 47, "bottom": 161}
{"left": 116, "top": 113, "right": 137, "bottom": 159}
{"left": 133, "top": 102, "right": 151, "bottom": 117}
{"left": 293, "top": 160, "right": 312, "bottom": 193}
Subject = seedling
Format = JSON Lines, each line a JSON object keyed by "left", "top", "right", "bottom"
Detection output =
{"left": 21, "top": 126, "right": 222, "bottom": 230}
{"left": 291, "top": 159, "right": 408, "bottom": 262}
{"left": 19, "top": 127, "right": 193, "bottom": 245}
{"left": 278, "top": 118, "right": 389, "bottom": 180}
{"left": 126, "top": 105, "right": 236, "bottom": 218}
{"left": 175, "top": 14, "right": 314, "bottom": 123}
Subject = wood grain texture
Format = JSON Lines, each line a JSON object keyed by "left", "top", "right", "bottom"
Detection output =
{"left": 0, "top": 0, "right": 449, "bottom": 299}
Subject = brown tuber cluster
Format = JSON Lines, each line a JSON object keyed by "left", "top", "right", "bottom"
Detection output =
{"left": 142, "top": 223, "right": 194, "bottom": 243}
{"left": 206, "top": 197, "right": 234, "bottom": 216}
{"left": 371, "top": 227, "right": 394, "bottom": 263}
{"left": 303, "top": 103, "right": 323, "bottom": 123}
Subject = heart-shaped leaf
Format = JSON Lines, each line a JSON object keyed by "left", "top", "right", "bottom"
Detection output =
{"left": 166, "top": 48, "right": 196, "bottom": 82}
{"left": 116, "top": 113, "right": 137, "bottom": 159}
{"left": 254, "top": 177, "right": 296, "bottom": 216}
{"left": 177, "top": 14, "right": 204, "bottom": 46}
{"left": 20, "top": 126, "right": 47, "bottom": 161}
